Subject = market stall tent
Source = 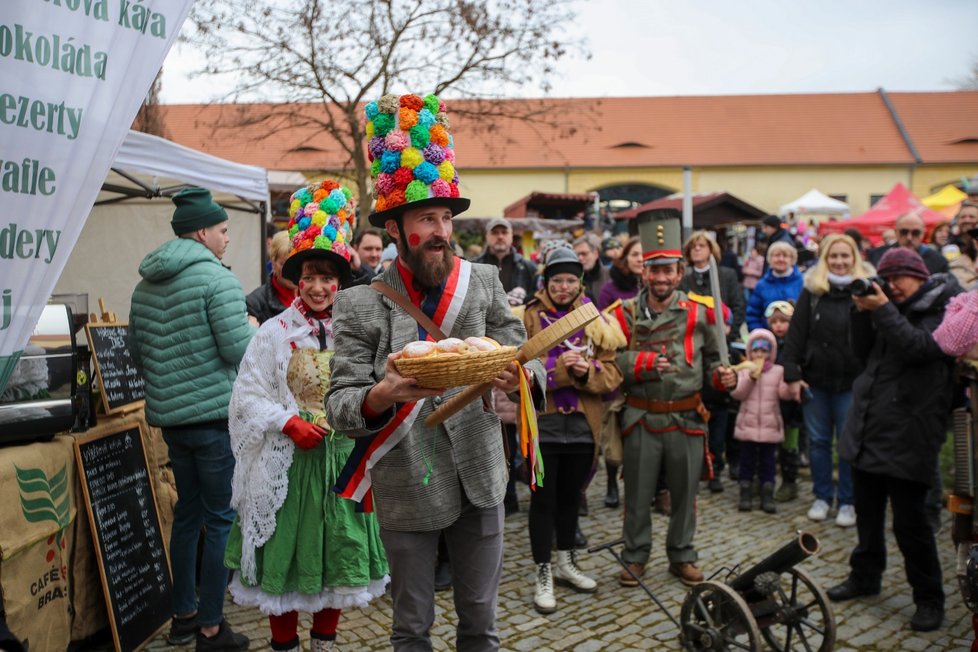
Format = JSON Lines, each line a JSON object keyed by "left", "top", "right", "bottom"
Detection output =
{"left": 921, "top": 184, "right": 967, "bottom": 218}
{"left": 818, "top": 183, "right": 945, "bottom": 246}
{"left": 53, "top": 130, "right": 270, "bottom": 321}
{"left": 779, "top": 189, "right": 850, "bottom": 218}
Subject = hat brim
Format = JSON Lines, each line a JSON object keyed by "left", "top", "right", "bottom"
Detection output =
{"left": 644, "top": 256, "right": 683, "bottom": 267}
{"left": 368, "top": 197, "right": 470, "bottom": 228}
{"left": 282, "top": 249, "right": 352, "bottom": 286}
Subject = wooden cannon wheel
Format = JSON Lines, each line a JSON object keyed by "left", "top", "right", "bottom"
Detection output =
{"left": 680, "top": 581, "right": 761, "bottom": 651}
{"left": 755, "top": 567, "right": 836, "bottom": 652}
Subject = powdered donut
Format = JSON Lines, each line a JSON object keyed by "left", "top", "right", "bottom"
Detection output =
{"left": 402, "top": 340, "right": 437, "bottom": 358}
{"left": 464, "top": 336, "right": 500, "bottom": 352}
{"left": 436, "top": 338, "right": 470, "bottom": 355}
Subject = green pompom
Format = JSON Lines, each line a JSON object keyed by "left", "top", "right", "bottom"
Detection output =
{"left": 423, "top": 94, "right": 439, "bottom": 115}
{"left": 405, "top": 180, "right": 430, "bottom": 202}
{"left": 373, "top": 113, "right": 395, "bottom": 136}
{"left": 289, "top": 224, "right": 299, "bottom": 237}
{"left": 341, "top": 187, "right": 352, "bottom": 200}
{"left": 322, "top": 198, "right": 340, "bottom": 214}
{"left": 371, "top": 159, "right": 381, "bottom": 177}
{"left": 410, "top": 124, "right": 430, "bottom": 148}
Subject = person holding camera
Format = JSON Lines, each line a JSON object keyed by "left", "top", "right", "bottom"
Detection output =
{"left": 826, "top": 247, "right": 961, "bottom": 632}
{"left": 783, "top": 234, "right": 873, "bottom": 526}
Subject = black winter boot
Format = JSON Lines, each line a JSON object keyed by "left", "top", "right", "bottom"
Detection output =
{"left": 604, "top": 462, "right": 619, "bottom": 508}
{"left": 738, "top": 481, "right": 752, "bottom": 512}
{"left": 761, "top": 482, "right": 777, "bottom": 514}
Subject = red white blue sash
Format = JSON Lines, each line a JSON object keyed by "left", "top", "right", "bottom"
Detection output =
{"left": 334, "top": 258, "right": 472, "bottom": 504}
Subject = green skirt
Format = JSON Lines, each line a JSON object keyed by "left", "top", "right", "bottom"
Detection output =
{"left": 226, "top": 434, "right": 389, "bottom": 614}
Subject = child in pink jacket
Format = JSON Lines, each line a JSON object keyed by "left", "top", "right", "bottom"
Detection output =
{"left": 731, "top": 328, "right": 794, "bottom": 513}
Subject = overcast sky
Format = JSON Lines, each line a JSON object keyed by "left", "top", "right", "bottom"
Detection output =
{"left": 160, "top": 0, "right": 978, "bottom": 103}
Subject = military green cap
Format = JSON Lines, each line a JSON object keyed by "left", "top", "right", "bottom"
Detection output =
{"left": 637, "top": 208, "right": 682, "bottom": 265}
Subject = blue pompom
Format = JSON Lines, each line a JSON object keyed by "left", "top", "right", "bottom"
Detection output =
{"left": 413, "top": 161, "right": 439, "bottom": 184}
{"left": 298, "top": 216, "right": 311, "bottom": 229}
{"left": 417, "top": 108, "right": 436, "bottom": 128}
{"left": 365, "top": 101, "right": 379, "bottom": 120}
{"left": 324, "top": 225, "right": 338, "bottom": 239}
{"left": 381, "top": 150, "right": 401, "bottom": 173}
{"left": 328, "top": 188, "right": 347, "bottom": 208}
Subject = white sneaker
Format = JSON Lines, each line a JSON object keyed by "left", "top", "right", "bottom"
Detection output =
{"left": 836, "top": 504, "right": 856, "bottom": 527}
{"left": 533, "top": 563, "right": 556, "bottom": 614}
{"left": 553, "top": 549, "right": 598, "bottom": 593}
{"left": 807, "top": 499, "right": 830, "bottom": 521}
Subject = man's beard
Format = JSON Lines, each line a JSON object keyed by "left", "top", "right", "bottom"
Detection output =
{"left": 490, "top": 242, "right": 510, "bottom": 258}
{"left": 648, "top": 280, "right": 676, "bottom": 302}
{"left": 399, "top": 236, "right": 455, "bottom": 289}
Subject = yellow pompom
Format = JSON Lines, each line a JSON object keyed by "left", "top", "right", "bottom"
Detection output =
{"left": 400, "top": 147, "right": 423, "bottom": 169}
{"left": 438, "top": 161, "right": 455, "bottom": 182}
{"left": 312, "top": 211, "right": 327, "bottom": 227}
{"left": 365, "top": 121, "right": 375, "bottom": 138}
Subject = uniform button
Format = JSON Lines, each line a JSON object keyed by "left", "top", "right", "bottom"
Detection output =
{"left": 432, "top": 396, "right": 443, "bottom": 407}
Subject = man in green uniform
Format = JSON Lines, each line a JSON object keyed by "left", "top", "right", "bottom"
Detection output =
{"left": 611, "top": 209, "right": 737, "bottom": 587}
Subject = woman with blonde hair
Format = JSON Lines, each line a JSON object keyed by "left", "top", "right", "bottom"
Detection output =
{"left": 782, "top": 233, "right": 872, "bottom": 527}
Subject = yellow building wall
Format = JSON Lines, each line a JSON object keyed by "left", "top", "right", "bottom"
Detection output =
{"left": 460, "top": 169, "right": 569, "bottom": 217}
{"left": 911, "top": 165, "right": 978, "bottom": 198}
{"left": 427, "top": 163, "right": 977, "bottom": 222}
{"left": 696, "top": 166, "right": 910, "bottom": 216}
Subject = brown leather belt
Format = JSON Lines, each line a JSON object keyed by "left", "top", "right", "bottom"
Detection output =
{"left": 626, "top": 392, "right": 711, "bottom": 422}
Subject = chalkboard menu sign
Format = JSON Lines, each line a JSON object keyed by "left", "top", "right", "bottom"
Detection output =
{"left": 74, "top": 423, "right": 171, "bottom": 652}
{"left": 85, "top": 323, "right": 145, "bottom": 414}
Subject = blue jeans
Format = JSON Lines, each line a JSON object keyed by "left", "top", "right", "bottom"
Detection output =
{"left": 803, "top": 387, "right": 853, "bottom": 506}
{"left": 162, "top": 424, "right": 236, "bottom": 628}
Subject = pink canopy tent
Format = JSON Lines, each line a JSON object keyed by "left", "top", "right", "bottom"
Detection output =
{"left": 818, "top": 183, "right": 946, "bottom": 246}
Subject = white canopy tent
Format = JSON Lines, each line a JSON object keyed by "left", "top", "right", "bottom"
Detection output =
{"left": 54, "top": 130, "right": 270, "bottom": 322}
{"left": 779, "top": 189, "right": 850, "bottom": 218}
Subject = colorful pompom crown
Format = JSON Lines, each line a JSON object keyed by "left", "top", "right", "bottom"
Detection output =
{"left": 282, "top": 178, "right": 357, "bottom": 283}
{"left": 365, "top": 93, "right": 469, "bottom": 227}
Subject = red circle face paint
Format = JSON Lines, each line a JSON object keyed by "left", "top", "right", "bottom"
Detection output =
{"left": 329, "top": 284, "right": 338, "bottom": 293}
{"left": 408, "top": 233, "right": 421, "bottom": 247}
{"left": 298, "top": 281, "right": 305, "bottom": 290}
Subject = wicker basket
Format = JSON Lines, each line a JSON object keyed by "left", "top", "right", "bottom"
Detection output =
{"left": 394, "top": 346, "right": 518, "bottom": 389}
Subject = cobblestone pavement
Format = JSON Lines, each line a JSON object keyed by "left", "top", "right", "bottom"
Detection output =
{"left": 147, "top": 468, "right": 972, "bottom": 651}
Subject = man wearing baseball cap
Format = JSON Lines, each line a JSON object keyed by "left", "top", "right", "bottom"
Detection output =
{"left": 828, "top": 247, "right": 960, "bottom": 632}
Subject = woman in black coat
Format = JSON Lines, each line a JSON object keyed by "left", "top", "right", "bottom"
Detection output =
{"left": 827, "top": 247, "right": 961, "bottom": 633}
{"left": 782, "top": 234, "right": 872, "bottom": 526}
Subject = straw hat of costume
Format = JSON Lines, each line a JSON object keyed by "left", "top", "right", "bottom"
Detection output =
{"left": 364, "top": 93, "right": 469, "bottom": 227}
{"left": 282, "top": 179, "right": 357, "bottom": 285}
{"left": 636, "top": 208, "right": 683, "bottom": 266}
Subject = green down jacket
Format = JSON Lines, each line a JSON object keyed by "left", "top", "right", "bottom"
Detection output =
{"left": 129, "top": 238, "right": 255, "bottom": 427}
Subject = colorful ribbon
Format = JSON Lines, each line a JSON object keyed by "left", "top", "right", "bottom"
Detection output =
{"left": 517, "top": 361, "right": 544, "bottom": 490}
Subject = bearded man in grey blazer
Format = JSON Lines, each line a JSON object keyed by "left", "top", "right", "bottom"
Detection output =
{"left": 326, "top": 92, "right": 545, "bottom": 652}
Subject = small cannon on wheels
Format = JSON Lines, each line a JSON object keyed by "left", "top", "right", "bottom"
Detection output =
{"left": 592, "top": 531, "right": 835, "bottom": 651}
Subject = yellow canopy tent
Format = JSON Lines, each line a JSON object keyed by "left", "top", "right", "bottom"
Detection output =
{"left": 922, "top": 184, "right": 967, "bottom": 218}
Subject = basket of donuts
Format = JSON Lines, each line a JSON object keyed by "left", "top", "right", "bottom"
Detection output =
{"left": 394, "top": 337, "right": 518, "bottom": 389}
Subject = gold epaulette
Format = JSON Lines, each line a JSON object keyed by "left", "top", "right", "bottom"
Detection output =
{"left": 585, "top": 301, "right": 627, "bottom": 350}
{"left": 687, "top": 292, "right": 716, "bottom": 309}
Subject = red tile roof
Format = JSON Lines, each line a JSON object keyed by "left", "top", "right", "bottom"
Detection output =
{"left": 155, "top": 91, "right": 978, "bottom": 171}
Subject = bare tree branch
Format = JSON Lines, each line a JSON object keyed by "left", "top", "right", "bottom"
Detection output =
{"left": 182, "top": 0, "right": 592, "bottom": 221}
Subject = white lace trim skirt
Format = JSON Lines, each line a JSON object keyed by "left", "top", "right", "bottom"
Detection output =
{"left": 228, "top": 571, "right": 389, "bottom": 615}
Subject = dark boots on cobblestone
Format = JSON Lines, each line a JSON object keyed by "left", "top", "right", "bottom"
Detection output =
{"left": 910, "top": 603, "right": 944, "bottom": 632}
{"left": 738, "top": 481, "right": 752, "bottom": 512}
{"left": 775, "top": 481, "right": 798, "bottom": 502}
{"left": 578, "top": 490, "right": 588, "bottom": 516}
{"left": 604, "top": 462, "right": 619, "bottom": 508}
{"left": 761, "top": 482, "right": 777, "bottom": 514}
{"left": 573, "top": 524, "right": 588, "bottom": 549}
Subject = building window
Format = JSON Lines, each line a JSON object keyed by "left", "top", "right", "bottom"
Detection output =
{"left": 829, "top": 194, "right": 847, "bottom": 203}
{"left": 870, "top": 193, "right": 885, "bottom": 206}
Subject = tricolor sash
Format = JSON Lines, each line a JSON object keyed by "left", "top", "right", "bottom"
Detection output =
{"left": 333, "top": 258, "right": 472, "bottom": 504}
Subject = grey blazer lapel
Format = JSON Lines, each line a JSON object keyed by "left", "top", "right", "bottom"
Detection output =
{"left": 380, "top": 266, "right": 424, "bottom": 355}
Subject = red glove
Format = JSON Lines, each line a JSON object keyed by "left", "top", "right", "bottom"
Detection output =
{"left": 282, "top": 415, "right": 326, "bottom": 450}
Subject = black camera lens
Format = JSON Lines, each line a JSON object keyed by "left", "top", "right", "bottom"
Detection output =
{"left": 848, "top": 278, "right": 874, "bottom": 296}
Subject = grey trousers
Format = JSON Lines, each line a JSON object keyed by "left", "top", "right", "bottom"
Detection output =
{"left": 380, "top": 495, "right": 505, "bottom": 652}
{"left": 621, "top": 428, "right": 703, "bottom": 565}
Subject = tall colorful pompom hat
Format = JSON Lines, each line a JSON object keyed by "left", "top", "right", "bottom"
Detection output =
{"left": 364, "top": 92, "right": 470, "bottom": 228}
{"left": 282, "top": 178, "right": 357, "bottom": 285}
